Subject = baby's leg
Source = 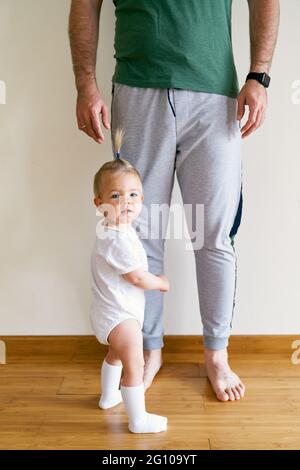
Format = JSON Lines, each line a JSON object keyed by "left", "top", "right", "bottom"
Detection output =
{"left": 99, "top": 347, "right": 123, "bottom": 409}
{"left": 105, "top": 347, "right": 122, "bottom": 366}
{"left": 108, "top": 319, "right": 167, "bottom": 433}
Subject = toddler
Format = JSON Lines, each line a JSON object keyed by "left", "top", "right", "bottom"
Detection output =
{"left": 90, "top": 128, "right": 169, "bottom": 433}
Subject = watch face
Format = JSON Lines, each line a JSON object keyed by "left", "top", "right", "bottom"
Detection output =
{"left": 262, "top": 73, "right": 270, "bottom": 87}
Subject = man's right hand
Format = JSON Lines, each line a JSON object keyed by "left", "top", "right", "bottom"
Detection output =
{"left": 76, "top": 84, "right": 110, "bottom": 144}
{"left": 158, "top": 274, "right": 170, "bottom": 293}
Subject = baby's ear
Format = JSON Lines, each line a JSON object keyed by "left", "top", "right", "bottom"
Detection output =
{"left": 141, "top": 194, "right": 144, "bottom": 201}
{"left": 94, "top": 197, "right": 102, "bottom": 207}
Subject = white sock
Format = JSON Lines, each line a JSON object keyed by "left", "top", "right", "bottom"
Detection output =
{"left": 99, "top": 360, "right": 123, "bottom": 409}
{"left": 121, "top": 383, "right": 168, "bottom": 433}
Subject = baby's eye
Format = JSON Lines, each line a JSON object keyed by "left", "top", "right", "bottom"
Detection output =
{"left": 111, "top": 194, "right": 119, "bottom": 199}
{"left": 130, "top": 192, "right": 138, "bottom": 198}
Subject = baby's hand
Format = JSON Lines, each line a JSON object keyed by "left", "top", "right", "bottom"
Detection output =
{"left": 158, "top": 274, "right": 170, "bottom": 292}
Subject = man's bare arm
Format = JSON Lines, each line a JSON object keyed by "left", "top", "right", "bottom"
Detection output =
{"left": 68, "top": 0, "right": 102, "bottom": 90}
{"left": 68, "top": 0, "right": 110, "bottom": 143}
{"left": 248, "top": 0, "right": 280, "bottom": 73}
{"left": 237, "top": 0, "right": 280, "bottom": 138}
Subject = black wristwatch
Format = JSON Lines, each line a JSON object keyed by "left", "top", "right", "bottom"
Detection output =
{"left": 246, "top": 72, "right": 271, "bottom": 88}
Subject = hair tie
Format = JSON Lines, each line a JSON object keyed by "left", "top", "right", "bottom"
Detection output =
{"left": 115, "top": 150, "right": 120, "bottom": 160}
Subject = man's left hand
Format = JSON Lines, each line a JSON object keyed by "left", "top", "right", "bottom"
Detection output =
{"left": 237, "top": 80, "right": 268, "bottom": 138}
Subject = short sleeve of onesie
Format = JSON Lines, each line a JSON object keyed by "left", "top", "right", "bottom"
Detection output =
{"left": 105, "top": 235, "right": 143, "bottom": 275}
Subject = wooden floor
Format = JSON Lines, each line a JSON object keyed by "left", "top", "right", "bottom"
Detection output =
{"left": 0, "top": 336, "right": 300, "bottom": 450}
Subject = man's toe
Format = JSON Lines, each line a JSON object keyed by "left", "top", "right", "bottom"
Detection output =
{"left": 237, "top": 383, "right": 245, "bottom": 397}
{"left": 225, "top": 387, "right": 235, "bottom": 401}
{"left": 216, "top": 388, "right": 230, "bottom": 401}
{"left": 232, "top": 386, "right": 241, "bottom": 400}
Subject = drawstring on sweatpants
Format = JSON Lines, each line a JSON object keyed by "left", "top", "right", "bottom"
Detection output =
{"left": 167, "top": 88, "right": 176, "bottom": 117}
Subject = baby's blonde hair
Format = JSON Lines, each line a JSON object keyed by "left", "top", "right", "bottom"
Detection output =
{"left": 93, "top": 128, "right": 142, "bottom": 198}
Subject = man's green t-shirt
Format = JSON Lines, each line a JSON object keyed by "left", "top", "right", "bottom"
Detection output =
{"left": 112, "top": 0, "right": 239, "bottom": 98}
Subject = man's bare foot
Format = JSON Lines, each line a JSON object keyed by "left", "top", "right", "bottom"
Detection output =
{"left": 204, "top": 348, "right": 246, "bottom": 401}
{"left": 143, "top": 349, "right": 163, "bottom": 391}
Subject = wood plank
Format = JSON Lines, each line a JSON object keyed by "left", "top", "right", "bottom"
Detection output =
{"left": 0, "top": 377, "right": 63, "bottom": 395}
{"left": 58, "top": 363, "right": 200, "bottom": 394}
{"left": 210, "top": 437, "right": 300, "bottom": 450}
{"left": 0, "top": 425, "right": 41, "bottom": 450}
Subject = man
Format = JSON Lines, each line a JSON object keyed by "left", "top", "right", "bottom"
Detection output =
{"left": 69, "top": 0, "right": 279, "bottom": 401}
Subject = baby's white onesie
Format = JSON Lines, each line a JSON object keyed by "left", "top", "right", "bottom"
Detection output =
{"left": 90, "top": 219, "right": 148, "bottom": 345}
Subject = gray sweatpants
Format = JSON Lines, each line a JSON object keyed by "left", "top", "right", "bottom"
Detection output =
{"left": 110, "top": 82, "right": 243, "bottom": 351}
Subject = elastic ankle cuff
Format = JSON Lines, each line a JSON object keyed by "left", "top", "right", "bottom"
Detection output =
{"left": 143, "top": 336, "right": 164, "bottom": 350}
{"left": 121, "top": 383, "right": 144, "bottom": 391}
{"left": 204, "top": 336, "right": 228, "bottom": 350}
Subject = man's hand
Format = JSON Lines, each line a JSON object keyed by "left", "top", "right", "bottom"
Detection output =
{"left": 158, "top": 274, "right": 170, "bottom": 293}
{"left": 76, "top": 83, "right": 110, "bottom": 144}
{"left": 237, "top": 80, "right": 268, "bottom": 139}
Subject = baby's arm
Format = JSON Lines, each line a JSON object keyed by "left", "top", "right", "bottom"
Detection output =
{"left": 122, "top": 269, "right": 169, "bottom": 292}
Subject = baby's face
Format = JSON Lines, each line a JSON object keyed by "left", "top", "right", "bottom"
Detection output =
{"left": 95, "top": 172, "right": 144, "bottom": 226}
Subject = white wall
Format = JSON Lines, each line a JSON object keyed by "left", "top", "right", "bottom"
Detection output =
{"left": 0, "top": 0, "right": 299, "bottom": 335}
